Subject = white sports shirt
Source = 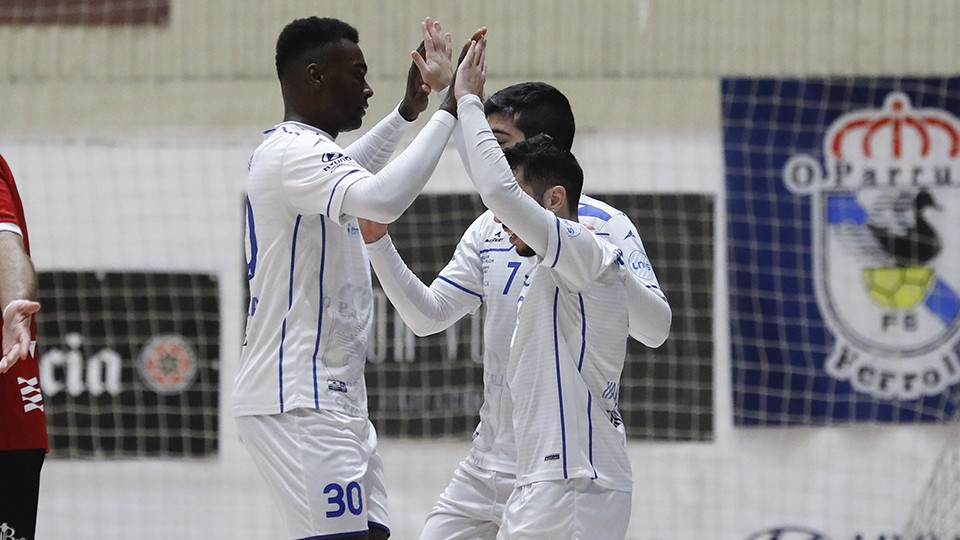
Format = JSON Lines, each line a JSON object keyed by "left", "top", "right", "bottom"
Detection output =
{"left": 366, "top": 133, "right": 670, "bottom": 480}
{"left": 234, "top": 106, "right": 454, "bottom": 418}
{"left": 367, "top": 198, "right": 665, "bottom": 475}
{"left": 457, "top": 93, "right": 635, "bottom": 491}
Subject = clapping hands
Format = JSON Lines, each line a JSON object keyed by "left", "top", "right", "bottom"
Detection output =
{"left": 453, "top": 36, "right": 487, "bottom": 102}
{"left": 400, "top": 18, "right": 453, "bottom": 120}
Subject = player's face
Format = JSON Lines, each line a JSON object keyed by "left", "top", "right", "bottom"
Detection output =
{"left": 487, "top": 113, "right": 526, "bottom": 148}
{"left": 319, "top": 39, "right": 374, "bottom": 133}
{"left": 495, "top": 171, "right": 539, "bottom": 257}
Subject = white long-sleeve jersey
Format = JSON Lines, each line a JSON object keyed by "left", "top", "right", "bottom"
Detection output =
{"left": 365, "top": 100, "right": 669, "bottom": 476}
{"left": 456, "top": 93, "right": 633, "bottom": 491}
{"left": 233, "top": 107, "right": 454, "bottom": 418}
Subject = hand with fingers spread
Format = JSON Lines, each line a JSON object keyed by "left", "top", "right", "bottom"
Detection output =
{"left": 454, "top": 37, "right": 487, "bottom": 102}
{"left": 440, "top": 27, "right": 487, "bottom": 117}
{"left": 0, "top": 299, "right": 40, "bottom": 374}
{"left": 412, "top": 18, "right": 454, "bottom": 92}
{"left": 400, "top": 17, "right": 453, "bottom": 120}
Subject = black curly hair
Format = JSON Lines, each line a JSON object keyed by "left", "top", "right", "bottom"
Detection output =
{"left": 503, "top": 134, "right": 583, "bottom": 215}
{"left": 275, "top": 17, "right": 359, "bottom": 80}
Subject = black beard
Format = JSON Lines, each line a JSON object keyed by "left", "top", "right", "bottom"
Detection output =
{"left": 516, "top": 245, "right": 536, "bottom": 257}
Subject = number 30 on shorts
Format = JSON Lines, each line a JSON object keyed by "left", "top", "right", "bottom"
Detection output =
{"left": 324, "top": 481, "right": 363, "bottom": 517}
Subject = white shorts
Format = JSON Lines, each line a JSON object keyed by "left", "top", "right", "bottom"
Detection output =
{"left": 420, "top": 460, "right": 515, "bottom": 540}
{"left": 237, "top": 408, "right": 389, "bottom": 539}
{"left": 497, "top": 479, "right": 631, "bottom": 540}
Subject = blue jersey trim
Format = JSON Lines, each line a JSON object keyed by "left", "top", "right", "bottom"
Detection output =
{"left": 311, "top": 216, "right": 328, "bottom": 408}
{"left": 550, "top": 218, "right": 562, "bottom": 268}
{"left": 245, "top": 196, "right": 258, "bottom": 280}
{"left": 437, "top": 275, "right": 483, "bottom": 300}
{"left": 326, "top": 169, "right": 362, "bottom": 217}
{"left": 553, "top": 287, "right": 568, "bottom": 478}
{"left": 587, "top": 392, "right": 597, "bottom": 479}
{"left": 577, "top": 293, "right": 586, "bottom": 372}
{"left": 297, "top": 530, "right": 370, "bottom": 539}
{"left": 577, "top": 203, "right": 612, "bottom": 222}
{"left": 279, "top": 214, "right": 303, "bottom": 412}
{"left": 478, "top": 245, "right": 515, "bottom": 254}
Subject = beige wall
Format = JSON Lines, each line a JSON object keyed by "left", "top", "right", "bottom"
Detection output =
{"left": 2, "top": 0, "right": 958, "bottom": 134}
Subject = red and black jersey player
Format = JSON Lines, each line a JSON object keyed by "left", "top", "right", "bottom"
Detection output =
{"left": 0, "top": 153, "right": 45, "bottom": 540}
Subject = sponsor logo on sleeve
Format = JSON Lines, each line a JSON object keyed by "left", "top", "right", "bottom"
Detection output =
{"left": 628, "top": 249, "right": 655, "bottom": 280}
{"left": 563, "top": 220, "right": 582, "bottom": 237}
{"left": 320, "top": 152, "right": 355, "bottom": 173}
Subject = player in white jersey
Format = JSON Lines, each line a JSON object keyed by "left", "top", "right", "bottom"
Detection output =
{"left": 454, "top": 38, "right": 634, "bottom": 538}
{"left": 233, "top": 17, "right": 465, "bottom": 540}
{"left": 361, "top": 86, "right": 668, "bottom": 540}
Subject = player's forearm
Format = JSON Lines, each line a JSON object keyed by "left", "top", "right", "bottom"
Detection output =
{"left": 601, "top": 214, "right": 671, "bottom": 345}
{"left": 451, "top": 121, "right": 474, "bottom": 179}
{"left": 0, "top": 231, "right": 37, "bottom": 309}
{"left": 624, "top": 273, "right": 671, "bottom": 347}
{"left": 344, "top": 104, "right": 412, "bottom": 173}
{"left": 366, "top": 234, "right": 473, "bottom": 336}
{"left": 340, "top": 110, "right": 455, "bottom": 223}
{"left": 456, "top": 95, "right": 551, "bottom": 255}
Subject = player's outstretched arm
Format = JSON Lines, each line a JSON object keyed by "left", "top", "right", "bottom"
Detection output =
{"left": 0, "top": 231, "right": 39, "bottom": 374}
{"left": 337, "top": 27, "right": 490, "bottom": 225}
{"left": 338, "top": 107, "right": 453, "bottom": 223}
{"left": 360, "top": 219, "right": 482, "bottom": 336}
{"left": 453, "top": 39, "right": 553, "bottom": 257}
{"left": 345, "top": 18, "right": 452, "bottom": 173}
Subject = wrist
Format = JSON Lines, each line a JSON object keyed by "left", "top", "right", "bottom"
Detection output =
{"left": 364, "top": 232, "right": 392, "bottom": 248}
{"left": 440, "top": 96, "right": 457, "bottom": 118}
{"left": 398, "top": 101, "right": 419, "bottom": 122}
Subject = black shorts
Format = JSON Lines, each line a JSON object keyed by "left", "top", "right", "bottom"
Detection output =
{"left": 0, "top": 448, "right": 45, "bottom": 540}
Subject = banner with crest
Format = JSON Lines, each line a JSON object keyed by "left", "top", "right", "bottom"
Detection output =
{"left": 723, "top": 78, "right": 960, "bottom": 425}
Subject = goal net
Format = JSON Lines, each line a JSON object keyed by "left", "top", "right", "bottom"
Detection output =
{"left": 3, "top": 1, "right": 960, "bottom": 539}
{"left": 367, "top": 192, "right": 713, "bottom": 441}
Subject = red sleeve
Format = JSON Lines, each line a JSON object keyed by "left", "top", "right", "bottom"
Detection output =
{"left": 0, "top": 154, "right": 29, "bottom": 253}
{"left": 0, "top": 155, "right": 18, "bottom": 224}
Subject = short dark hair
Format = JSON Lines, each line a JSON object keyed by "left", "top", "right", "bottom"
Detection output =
{"left": 484, "top": 82, "right": 576, "bottom": 151}
{"left": 503, "top": 134, "right": 583, "bottom": 215}
{"left": 275, "top": 17, "right": 359, "bottom": 79}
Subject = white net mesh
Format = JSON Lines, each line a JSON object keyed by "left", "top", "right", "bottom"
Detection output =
{"left": 905, "top": 433, "right": 960, "bottom": 537}
{"left": 3, "top": 1, "right": 960, "bottom": 539}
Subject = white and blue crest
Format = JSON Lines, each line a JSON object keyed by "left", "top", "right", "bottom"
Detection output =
{"left": 784, "top": 92, "right": 960, "bottom": 400}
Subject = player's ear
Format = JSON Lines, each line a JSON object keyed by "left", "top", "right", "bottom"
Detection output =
{"left": 543, "top": 185, "right": 567, "bottom": 215}
{"left": 306, "top": 63, "right": 323, "bottom": 88}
